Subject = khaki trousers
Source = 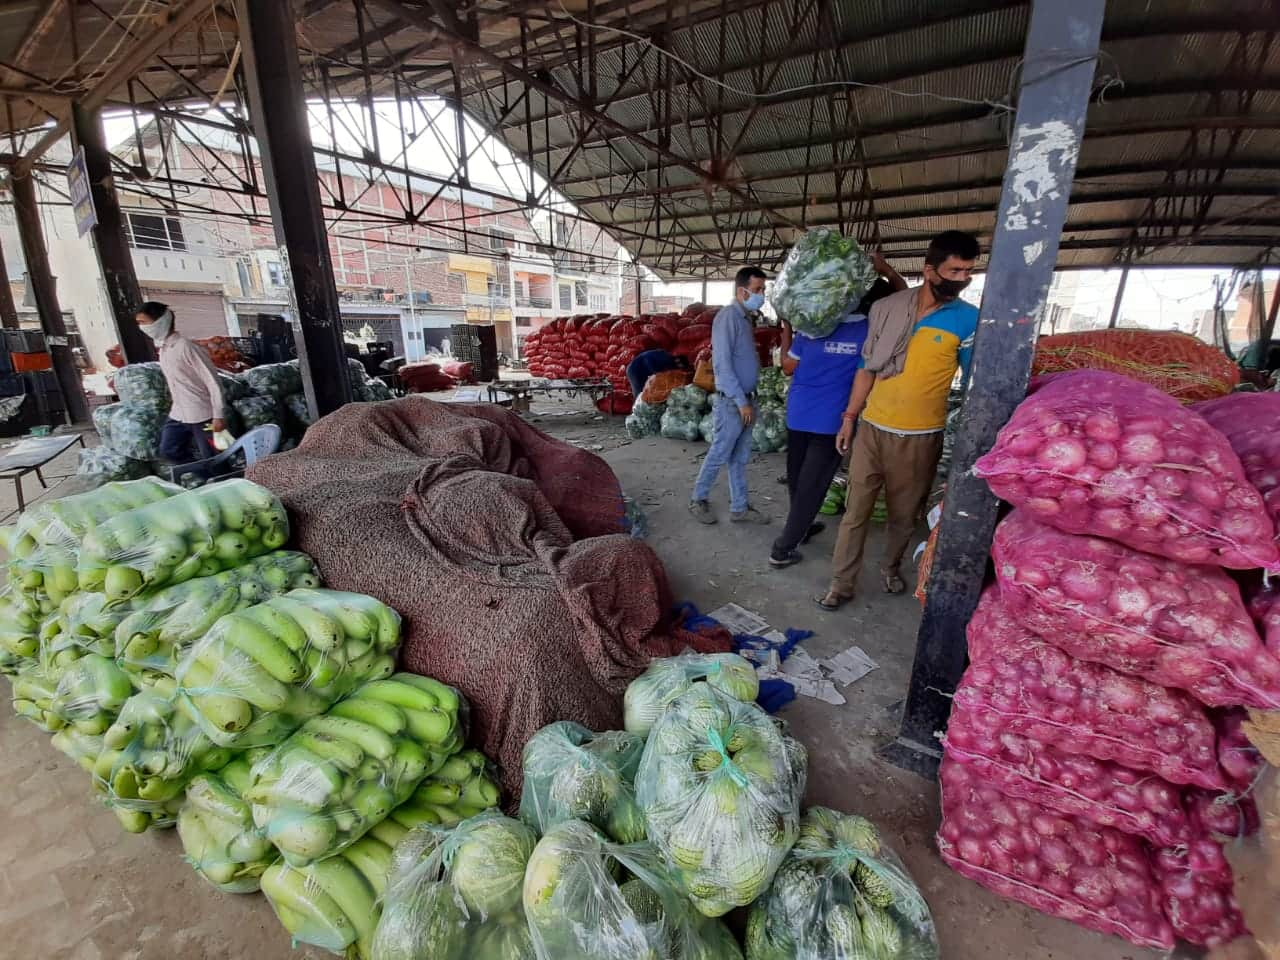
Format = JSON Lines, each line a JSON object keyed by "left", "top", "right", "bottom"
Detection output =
{"left": 829, "top": 423, "right": 943, "bottom": 597}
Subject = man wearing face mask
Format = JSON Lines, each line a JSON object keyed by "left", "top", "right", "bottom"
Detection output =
{"left": 817, "top": 230, "right": 979, "bottom": 609}
{"left": 689, "top": 266, "right": 771, "bottom": 525}
{"left": 134, "top": 300, "right": 226, "bottom": 469}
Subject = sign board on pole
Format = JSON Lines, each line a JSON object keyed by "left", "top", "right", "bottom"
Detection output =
{"left": 66, "top": 147, "right": 97, "bottom": 238}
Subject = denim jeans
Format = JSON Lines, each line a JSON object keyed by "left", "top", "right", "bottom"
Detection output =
{"left": 692, "top": 399, "right": 753, "bottom": 512}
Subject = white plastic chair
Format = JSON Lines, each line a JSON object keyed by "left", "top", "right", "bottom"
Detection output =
{"left": 168, "top": 424, "right": 283, "bottom": 484}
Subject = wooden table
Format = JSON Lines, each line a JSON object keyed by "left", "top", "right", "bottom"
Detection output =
{"left": 0, "top": 433, "right": 87, "bottom": 517}
{"left": 487, "top": 378, "right": 615, "bottom": 413}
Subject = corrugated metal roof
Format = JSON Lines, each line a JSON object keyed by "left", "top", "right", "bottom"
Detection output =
{"left": 0, "top": 0, "right": 1277, "bottom": 276}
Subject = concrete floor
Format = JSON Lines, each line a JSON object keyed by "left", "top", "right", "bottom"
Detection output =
{"left": 0, "top": 407, "right": 1180, "bottom": 959}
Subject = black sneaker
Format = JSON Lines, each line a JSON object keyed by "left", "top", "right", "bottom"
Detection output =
{"left": 769, "top": 548, "right": 802, "bottom": 568}
{"left": 802, "top": 522, "right": 826, "bottom": 543}
{"left": 689, "top": 500, "right": 717, "bottom": 525}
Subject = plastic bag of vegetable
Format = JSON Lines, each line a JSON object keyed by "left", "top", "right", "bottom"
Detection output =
{"left": 957, "top": 587, "right": 1224, "bottom": 789}
{"left": 217, "top": 371, "right": 251, "bottom": 403}
{"left": 113, "top": 362, "right": 170, "bottom": 410}
{"left": 661, "top": 407, "right": 704, "bottom": 442}
{"left": 112, "top": 550, "right": 319, "bottom": 683}
{"left": 746, "top": 806, "right": 939, "bottom": 960}
{"left": 755, "top": 366, "right": 788, "bottom": 410}
{"left": 50, "top": 725, "right": 105, "bottom": 774}
{"left": 523, "top": 819, "right": 743, "bottom": 960}
{"left": 76, "top": 446, "right": 151, "bottom": 486}
{"left": 46, "top": 653, "right": 133, "bottom": 735}
{"left": 992, "top": 509, "right": 1280, "bottom": 708}
{"left": 77, "top": 478, "right": 289, "bottom": 599}
{"left": 261, "top": 818, "right": 407, "bottom": 959}
{"left": 370, "top": 813, "right": 538, "bottom": 960}
{"left": 636, "top": 682, "right": 807, "bottom": 916}
{"left": 94, "top": 678, "right": 236, "bottom": 832}
{"left": 384, "top": 749, "right": 500, "bottom": 830}
{"left": 625, "top": 398, "right": 665, "bottom": 439}
{"left": 11, "top": 662, "right": 62, "bottom": 732}
{"left": 92, "top": 402, "right": 166, "bottom": 460}
{"left": 177, "top": 747, "right": 277, "bottom": 892}
{"left": 244, "top": 361, "right": 303, "bottom": 400}
{"left": 233, "top": 394, "right": 284, "bottom": 430}
{"left": 937, "top": 755, "right": 1175, "bottom": 950}
{"left": 0, "top": 582, "right": 50, "bottom": 670}
{"left": 520, "top": 722, "right": 646, "bottom": 843}
{"left": 8, "top": 477, "right": 179, "bottom": 600}
{"left": 624, "top": 654, "right": 759, "bottom": 736}
{"left": 768, "top": 228, "right": 878, "bottom": 339}
{"left": 246, "top": 671, "right": 464, "bottom": 865}
{"left": 751, "top": 406, "right": 787, "bottom": 453}
{"left": 364, "top": 378, "right": 393, "bottom": 401}
{"left": 176, "top": 587, "right": 401, "bottom": 749}
{"left": 284, "top": 392, "right": 315, "bottom": 428}
{"left": 974, "top": 370, "right": 1280, "bottom": 570}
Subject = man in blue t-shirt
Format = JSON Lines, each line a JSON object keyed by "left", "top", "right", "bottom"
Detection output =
{"left": 770, "top": 258, "right": 905, "bottom": 567}
{"left": 625, "top": 348, "right": 686, "bottom": 398}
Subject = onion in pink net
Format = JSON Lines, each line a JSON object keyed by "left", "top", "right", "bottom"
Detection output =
{"left": 1149, "top": 833, "right": 1247, "bottom": 948}
{"left": 975, "top": 371, "right": 1279, "bottom": 570}
{"left": 937, "top": 756, "right": 1175, "bottom": 950}
{"left": 1196, "top": 391, "right": 1280, "bottom": 537}
{"left": 993, "top": 510, "right": 1280, "bottom": 709}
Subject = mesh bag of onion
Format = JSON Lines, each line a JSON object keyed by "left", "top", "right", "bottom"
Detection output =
{"left": 974, "top": 370, "right": 1279, "bottom": 570}
{"left": 992, "top": 510, "right": 1280, "bottom": 709}
{"left": 957, "top": 586, "right": 1224, "bottom": 790}
{"left": 937, "top": 755, "right": 1175, "bottom": 950}
{"left": 1149, "top": 826, "right": 1248, "bottom": 948}
{"left": 1195, "top": 391, "right": 1280, "bottom": 535}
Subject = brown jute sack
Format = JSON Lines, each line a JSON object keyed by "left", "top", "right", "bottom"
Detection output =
{"left": 247, "top": 397, "right": 728, "bottom": 798}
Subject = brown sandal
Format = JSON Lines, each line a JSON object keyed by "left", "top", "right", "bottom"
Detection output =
{"left": 814, "top": 591, "right": 853, "bottom": 611}
{"left": 881, "top": 570, "right": 906, "bottom": 594}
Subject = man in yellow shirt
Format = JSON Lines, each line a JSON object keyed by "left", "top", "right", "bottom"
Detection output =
{"left": 817, "top": 231, "right": 979, "bottom": 609}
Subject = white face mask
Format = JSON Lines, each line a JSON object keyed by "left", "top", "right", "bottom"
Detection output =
{"left": 143, "top": 309, "right": 173, "bottom": 341}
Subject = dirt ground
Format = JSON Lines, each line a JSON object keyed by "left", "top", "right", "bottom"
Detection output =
{"left": 0, "top": 405, "right": 1191, "bottom": 959}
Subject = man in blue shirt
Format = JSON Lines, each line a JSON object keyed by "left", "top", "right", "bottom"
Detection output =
{"left": 625, "top": 348, "right": 685, "bottom": 398}
{"left": 690, "top": 266, "right": 771, "bottom": 525}
{"left": 770, "top": 256, "right": 906, "bottom": 566}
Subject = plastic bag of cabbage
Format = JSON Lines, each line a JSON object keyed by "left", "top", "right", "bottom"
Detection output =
{"left": 625, "top": 654, "right": 759, "bottom": 736}
{"left": 626, "top": 398, "right": 665, "bottom": 439}
{"left": 661, "top": 385, "right": 710, "bottom": 442}
{"left": 75, "top": 445, "right": 151, "bottom": 486}
{"left": 751, "top": 406, "right": 787, "bottom": 453}
{"left": 177, "top": 748, "right": 277, "bottom": 893}
{"left": 246, "top": 672, "right": 465, "bottom": 866}
{"left": 769, "top": 228, "right": 878, "bottom": 339}
{"left": 76, "top": 479, "right": 289, "bottom": 599}
{"left": 113, "top": 362, "right": 171, "bottom": 410}
{"left": 520, "top": 721, "right": 646, "bottom": 843}
{"left": 636, "top": 683, "right": 808, "bottom": 917}
{"left": 371, "top": 813, "right": 538, "bottom": 960}
{"left": 756, "top": 367, "right": 789, "bottom": 410}
{"left": 233, "top": 394, "right": 285, "bottom": 430}
{"left": 92, "top": 402, "right": 167, "bottom": 460}
{"left": 524, "top": 819, "right": 743, "bottom": 960}
{"left": 747, "top": 807, "right": 939, "bottom": 960}
{"left": 243, "top": 361, "right": 303, "bottom": 399}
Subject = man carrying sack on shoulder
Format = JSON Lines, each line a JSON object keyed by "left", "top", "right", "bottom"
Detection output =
{"left": 817, "top": 231, "right": 980, "bottom": 610}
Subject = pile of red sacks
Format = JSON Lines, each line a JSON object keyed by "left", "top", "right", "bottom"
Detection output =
{"left": 524, "top": 307, "right": 781, "bottom": 412}
{"left": 938, "top": 372, "right": 1278, "bottom": 951}
{"left": 398, "top": 362, "right": 457, "bottom": 393}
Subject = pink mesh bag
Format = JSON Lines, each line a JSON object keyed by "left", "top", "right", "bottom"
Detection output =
{"left": 993, "top": 510, "right": 1280, "bottom": 709}
{"left": 1196, "top": 391, "right": 1280, "bottom": 537}
{"left": 974, "top": 370, "right": 1279, "bottom": 570}
{"left": 1245, "top": 575, "right": 1280, "bottom": 653}
{"left": 942, "top": 732, "right": 1190, "bottom": 847}
{"left": 937, "top": 756, "right": 1175, "bottom": 950}
{"left": 1149, "top": 831, "right": 1247, "bottom": 948}
{"left": 957, "top": 587, "right": 1224, "bottom": 789}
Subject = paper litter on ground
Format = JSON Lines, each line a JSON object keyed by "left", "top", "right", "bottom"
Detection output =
{"left": 707, "top": 602, "right": 771, "bottom": 636}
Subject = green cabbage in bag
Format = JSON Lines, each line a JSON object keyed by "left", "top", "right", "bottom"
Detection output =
{"left": 770, "top": 229, "right": 878, "bottom": 338}
{"left": 519, "top": 721, "right": 646, "bottom": 843}
{"left": 746, "top": 807, "right": 939, "bottom": 960}
{"left": 523, "top": 819, "right": 742, "bottom": 960}
{"left": 371, "top": 813, "right": 537, "bottom": 960}
{"left": 752, "top": 407, "right": 787, "bottom": 454}
{"left": 626, "top": 398, "right": 666, "bottom": 439}
{"left": 636, "top": 683, "right": 807, "bottom": 917}
{"left": 624, "top": 654, "right": 760, "bottom": 737}
{"left": 113, "top": 362, "right": 171, "bottom": 410}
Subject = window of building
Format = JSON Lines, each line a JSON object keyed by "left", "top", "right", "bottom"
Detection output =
{"left": 574, "top": 281, "right": 588, "bottom": 307}
{"left": 447, "top": 272, "right": 467, "bottom": 295}
{"left": 558, "top": 285, "right": 572, "bottom": 311}
{"left": 266, "top": 261, "right": 285, "bottom": 286}
{"left": 589, "top": 293, "right": 608, "bottom": 312}
{"left": 126, "top": 211, "right": 186, "bottom": 251}
{"left": 487, "top": 279, "right": 510, "bottom": 300}
{"left": 489, "top": 229, "right": 514, "bottom": 251}
{"left": 516, "top": 317, "right": 532, "bottom": 328}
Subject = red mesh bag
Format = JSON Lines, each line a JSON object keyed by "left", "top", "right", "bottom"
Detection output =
{"left": 1149, "top": 827, "right": 1248, "bottom": 947}
{"left": 441, "top": 360, "right": 474, "bottom": 382}
{"left": 678, "top": 323, "right": 711, "bottom": 343}
{"left": 1031, "top": 330, "right": 1239, "bottom": 404}
{"left": 992, "top": 510, "right": 1280, "bottom": 708}
{"left": 941, "top": 732, "right": 1190, "bottom": 846}
{"left": 957, "top": 587, "right": 1224, "bottom": 789}
{"left": 937, "top": 756, "right": 1175, "bottom": 950}
{"left": 640, "top": 369, "right": 692, "bottom": 404}
{"left": 974, "top": 371, "right": 1279, "bottom": 570}
{"left": 1196, "top": 391, "right": 1280, "bottom": 536}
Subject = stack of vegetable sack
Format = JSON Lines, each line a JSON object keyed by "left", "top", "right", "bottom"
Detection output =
{"left": 935, "top": 369, "right": 1280, "bottom": 949}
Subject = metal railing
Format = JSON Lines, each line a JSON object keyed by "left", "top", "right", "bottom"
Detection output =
{"left": 464, "top": 292, "right": 510, "bottom": 307}
{"left": 514, "top": 295, "right": 553, "bottom": 309}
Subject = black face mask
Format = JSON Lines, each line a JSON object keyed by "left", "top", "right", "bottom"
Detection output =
{"left": 929, "top": 276, "right": 970, "bottom": 302}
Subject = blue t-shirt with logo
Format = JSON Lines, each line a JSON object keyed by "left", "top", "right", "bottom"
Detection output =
{"left": 786, "top": 315, "right": 869, "bottom": 435}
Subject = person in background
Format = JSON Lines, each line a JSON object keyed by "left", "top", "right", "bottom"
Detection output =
{"left": 626, "top": 347, "right": 687, "bottom": 398}
{"left": 818, "top": 230, "right": 980, "bottom": 609}
{"left": 689, "top": 266, "right": 771, "bottom": 525}
{"left": 769, "top": 253, "right": 907, "bottom": 567}
{"left": 134, "top": 301, "right": 225, "bottom": 470}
